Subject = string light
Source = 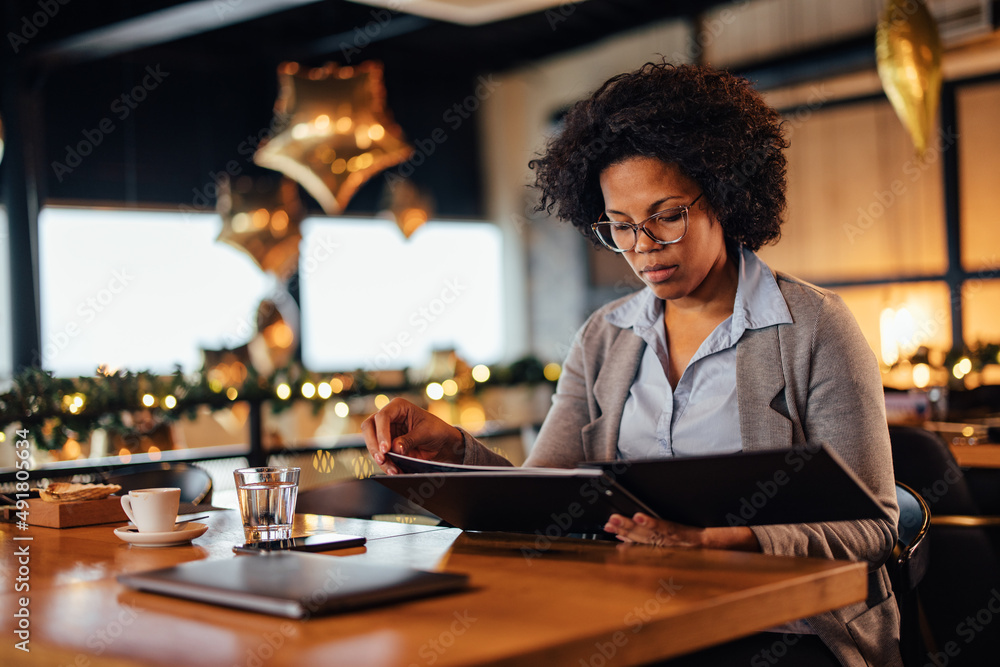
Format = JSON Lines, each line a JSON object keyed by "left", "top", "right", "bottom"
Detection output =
{"left": 374, "top": 394, "right": 390, "bottom": 410}
{"left": 226, "top": 387, "right": 239, "bottom": 400}
{"left": 318, "top": 382, "right": 333, "bottom": 399}
{"left": 459, "top": 405, "right": 486, "bottom": 431}
{"left": 471, "top": 365, "right": 490, "bottom": 382}
{"left": 301, "top": 382, "right": 317, "bottom": 399}
{"left": 426, "top": 382, "right": 445, "bottom": 400}
{"left": 142, "top": 394, "right": 156, "bottom": 408}
{"left": 912, "top": 363, "right": 931, "bottom": 388}
{"left": 164, "top": 395, "right": 177, "bottom": 409}
{"left": 276, "top": 383, "right": 292, "bottom": 400}
{"left": 441, "top": 379, "right": 458, "bottom": 396}
{"left": 334, "top": 401, "right": 350, "bottom": 418}
{"left": 543, "top": 363, "right": 561, "bottom": 382}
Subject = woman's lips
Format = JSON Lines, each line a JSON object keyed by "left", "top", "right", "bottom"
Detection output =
{"left": 641, "top": 264, "right": 677, "bottom": 283}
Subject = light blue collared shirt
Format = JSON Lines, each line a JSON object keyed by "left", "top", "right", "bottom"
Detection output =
{"left": 606, "top": 247, "right": 793, "bottom": 459}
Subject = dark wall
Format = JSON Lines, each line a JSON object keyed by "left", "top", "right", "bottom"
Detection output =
{"left": 30, "top": 52, "right": 483, "bottom": 217}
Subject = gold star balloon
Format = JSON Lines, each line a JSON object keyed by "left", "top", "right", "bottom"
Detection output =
{"left": 216, "top": 175, "right": 304, "bottom": 279}
{"left": 876, "top": 0, "right": 943, "bottom": 157}
{"left": 380, "top": 175, "right": 434, "bottom": 238}
{"left": 254, "top": 61, "right": 414, "bottom": 214}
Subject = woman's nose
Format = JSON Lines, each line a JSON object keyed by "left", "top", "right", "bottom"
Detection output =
{"left": 633, "top": 228, "right": 659, "bottom": 253}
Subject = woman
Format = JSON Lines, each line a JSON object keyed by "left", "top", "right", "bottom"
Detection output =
{"left": 362, "top": 62, "right": 900, "bottom": 666}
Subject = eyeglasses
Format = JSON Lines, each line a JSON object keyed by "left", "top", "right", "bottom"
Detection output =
{"left": 591, "top": 193, "right": 703, "bottom": 253}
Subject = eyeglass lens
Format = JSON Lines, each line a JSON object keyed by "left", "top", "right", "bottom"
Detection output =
{"left": 595, "top": 208, "right": 687, "bottom": 251}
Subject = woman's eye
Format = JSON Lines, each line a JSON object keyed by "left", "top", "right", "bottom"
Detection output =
{"left": 612, "top": 223, "right": 633, "bottom": 231}
{"left": 656, "top": 212, "right": 683, "bottom": 223}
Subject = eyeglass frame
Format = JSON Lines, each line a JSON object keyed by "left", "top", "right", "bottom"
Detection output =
{"left": 591, "top": 193, "right": 703, "bottom": 253}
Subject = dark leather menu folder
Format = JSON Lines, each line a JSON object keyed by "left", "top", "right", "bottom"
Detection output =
{"left": 377, "top": 458, "right": 657, "bottom": 535}
{"left": 585, "top": 444, "right": 892, "bottom": 527}
{"left": 118, "top": 551, "right": 469, "bottom": 618}
{"left": 376, "top": 444, "right": 890, "bottom": 532}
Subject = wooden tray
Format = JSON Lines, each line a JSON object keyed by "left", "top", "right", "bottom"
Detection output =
{"left": 26, "top": 496, "right": 127, "bottom": 528}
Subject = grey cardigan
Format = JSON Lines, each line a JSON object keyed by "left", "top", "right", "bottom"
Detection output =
{"left": 461, "top": 271, "right": 902, "bottom": 667}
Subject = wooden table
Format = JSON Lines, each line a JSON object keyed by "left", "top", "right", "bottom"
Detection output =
{"left": 950, "top": 444, "right": 1000, "bottom": 468}
{"left": 1, "top": 510, "right": 868, "bottom": 666}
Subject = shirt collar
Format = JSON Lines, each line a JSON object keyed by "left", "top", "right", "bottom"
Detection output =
{"left": 605, "top": 247, "right": 792, "bottom": 339}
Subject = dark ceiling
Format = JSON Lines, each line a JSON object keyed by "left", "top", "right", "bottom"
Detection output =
{"left": 2, "top": 0, "right": 729, "bottom": 215}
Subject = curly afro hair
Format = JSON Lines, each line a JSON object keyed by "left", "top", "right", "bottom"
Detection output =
{"left": 529, "top": 62, "right": 788, "bottom": 251}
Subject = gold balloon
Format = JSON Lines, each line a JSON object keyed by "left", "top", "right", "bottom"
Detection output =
{"left": 247, "top": 297, "right": 298, "bottom": 375}
{"left": 216, "top": 175, "right": 303, "bottom": 279}
{"left": 380, "top": 175, "right": 434, "bottom": 239}
{"left": 254, "top": 61, "right": 414, "bottom": 214}
{"left": 876, "top": 0, "right": 943, "bottom": 157}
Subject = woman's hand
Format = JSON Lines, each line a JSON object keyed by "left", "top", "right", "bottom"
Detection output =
{"left": 361, "top": 398, "right": 465, "bottom": 474}
{"left": 604, "top": 513, "right": 761, "bottom": 552}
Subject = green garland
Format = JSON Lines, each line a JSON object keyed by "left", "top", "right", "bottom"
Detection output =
{"left": 0, "top": 358, "right": 557, "bottom": 451}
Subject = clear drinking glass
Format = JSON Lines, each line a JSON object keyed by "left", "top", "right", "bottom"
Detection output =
{"left": 233, "top": 466, "right": 300, "bottom": 542}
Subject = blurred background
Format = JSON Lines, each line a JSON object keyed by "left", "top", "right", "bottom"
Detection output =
{"left": 1, "top": 0, "right": 999, "bottom": 475}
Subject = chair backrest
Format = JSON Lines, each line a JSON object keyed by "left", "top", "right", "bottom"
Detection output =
{"left": 105, "top": 463, "right": 214, "bottom": 505}
{"left": 296, "top": 477, "right": 437, "bottom": 520}
{"left": 893, "top": 482, "right": 930, "bottom": 589}
{"left": 892, "top": 482, "right": 931, "bottom": 667}
{"left": 888, "top": 426, "right": 980, "bottom": 516}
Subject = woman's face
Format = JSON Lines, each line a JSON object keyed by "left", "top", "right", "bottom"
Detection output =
{"left": 599, "top": 157, "right": 729, "bottom": 304}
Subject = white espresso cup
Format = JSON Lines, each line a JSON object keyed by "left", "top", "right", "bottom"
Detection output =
{"left": 120, "top": 487, "right": 181, "bottom": 533}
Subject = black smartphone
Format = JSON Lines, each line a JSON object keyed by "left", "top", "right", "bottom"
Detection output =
{"left": 233, "top": 533, "right": 366, "bottom": 554}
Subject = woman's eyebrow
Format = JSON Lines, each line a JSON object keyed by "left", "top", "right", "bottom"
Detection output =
{"left": 606, "top": 196, "right": 683, "bottom": 217}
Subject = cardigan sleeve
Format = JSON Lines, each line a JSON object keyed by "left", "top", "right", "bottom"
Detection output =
{"left": 750, "top": 291, "right": 899, "bottom": 568}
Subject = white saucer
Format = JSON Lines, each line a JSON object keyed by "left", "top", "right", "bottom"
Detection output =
{"left": 114, "top": 522, "right": 208, "bottom": 547}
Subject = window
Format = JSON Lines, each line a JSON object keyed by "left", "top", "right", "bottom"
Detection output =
{"left": 38, "top": 207, "right": 274, "bottom": 376}
{"left": 299, "top": 217, "right": 504, "bottom": 371}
